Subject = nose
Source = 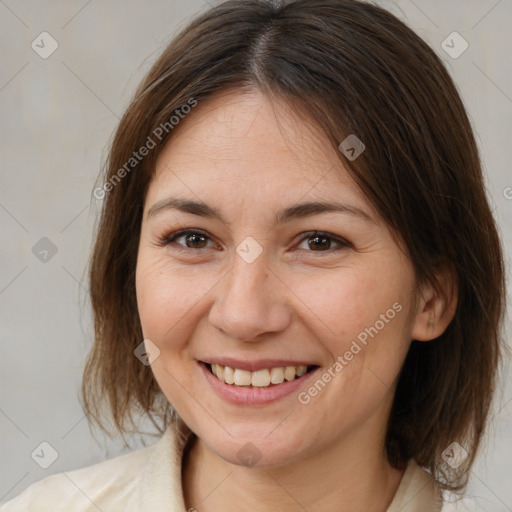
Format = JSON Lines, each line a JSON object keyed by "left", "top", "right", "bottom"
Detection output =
{"left": 207, "top": 250, "right": 292, "bottom": 342}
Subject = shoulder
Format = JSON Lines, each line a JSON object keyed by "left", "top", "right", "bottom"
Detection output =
{"left": 387, "top": 460, "right": 444, "bottom": 512}
{"left": 0, "top": 432, "right": 169, "bottom": 512}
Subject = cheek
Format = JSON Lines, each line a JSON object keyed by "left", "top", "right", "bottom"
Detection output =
{"left": 289, "top": 264, "right": 411, "bottom": 378}
{"left": 135, "top": 258, "right": 204, "bottom": 406}
{"left": 135, "top": 255, "right": 204, "bottom": 345}
{"left": 288, "top": 267, "right": 386, "bottom": 341}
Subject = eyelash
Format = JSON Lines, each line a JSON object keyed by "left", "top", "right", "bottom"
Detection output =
{"left": 155, "top": 228, "right": 351, "bottom": 254}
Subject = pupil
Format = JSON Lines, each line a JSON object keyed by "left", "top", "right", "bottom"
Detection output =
{"left": 187, "top": 234, "right": 207, "bottom": 248}
{"left": 309, "top": 235, "right": 330, "bottom": 251}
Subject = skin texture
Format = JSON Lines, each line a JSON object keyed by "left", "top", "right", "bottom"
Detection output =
{"left": 135, "top": 89, "right": 457, "bottom": 512}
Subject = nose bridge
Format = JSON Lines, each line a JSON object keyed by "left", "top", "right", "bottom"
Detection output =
{"left": 208, "top": 247, "right": 290, "bottom": 341}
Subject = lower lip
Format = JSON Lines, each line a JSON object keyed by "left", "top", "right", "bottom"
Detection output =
{"left": 198, "top": 361, "right": 320, "bottom": 406}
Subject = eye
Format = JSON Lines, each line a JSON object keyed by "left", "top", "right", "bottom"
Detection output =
{"left": 156, "top": 228, "right": 217, "bottom": 251}
{"left": 295, "top": 231, "right": 351, "bottom": 252}
{"left": 156, "top": 228, "right": 351, "bottom": 254}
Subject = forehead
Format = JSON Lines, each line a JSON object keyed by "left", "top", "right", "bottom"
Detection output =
{"left": 146, "top": 89, "right": 374, "bottom": 220}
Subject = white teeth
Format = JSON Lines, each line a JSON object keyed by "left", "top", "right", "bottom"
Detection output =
{"left": 209, "top": 363, "right": 311, "bottom": 387}
{"left": 223, "top": 365, "right": 235, "bottom": 384}
{"left": 296, "top": 365, "right": 307, "bottom": 377}
{"left": 251, "top": 369, "right": 271, "bottom": 387}
{"left": 213, "top": 364, "right": 224, "bottom": 380}
{"left": 233, "top": 369, "right": 252, "bottom": 386}
{"left": 284, "top": 366, "right": 296, "bottom": 381}
{"left": 270, "top": 367, "right": 285, "bottom": 384}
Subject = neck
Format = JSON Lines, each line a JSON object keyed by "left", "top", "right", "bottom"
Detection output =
{"left": 182, "top": 423, "right": 404, "bottom": 512}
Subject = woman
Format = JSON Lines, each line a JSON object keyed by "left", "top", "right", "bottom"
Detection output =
{"left": 2, "top": 0, "right": 506, "bottom": 510}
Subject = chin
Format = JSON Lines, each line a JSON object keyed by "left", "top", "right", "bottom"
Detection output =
{"left": 199, "top": 425, "right": 310, "bottom": 469}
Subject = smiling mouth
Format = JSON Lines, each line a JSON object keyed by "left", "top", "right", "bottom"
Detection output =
{"left": 205, "top": 362, "right": 318, "bottom": 388}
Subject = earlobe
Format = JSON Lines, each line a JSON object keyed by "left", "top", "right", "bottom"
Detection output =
{"left": 410, "top": 267, "right": 458, "bottom": 342}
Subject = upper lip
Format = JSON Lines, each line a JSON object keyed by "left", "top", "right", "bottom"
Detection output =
{"left": 200, "top": 357, "right": 318, "bottom": 372}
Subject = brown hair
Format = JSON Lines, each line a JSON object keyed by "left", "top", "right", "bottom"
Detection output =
{"left": 81, "top": 0, "right": 507, "bottom": 493}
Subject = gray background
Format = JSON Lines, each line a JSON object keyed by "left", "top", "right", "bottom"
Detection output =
{"left": 0, "top": 0, "right": 511, "bottom": 509}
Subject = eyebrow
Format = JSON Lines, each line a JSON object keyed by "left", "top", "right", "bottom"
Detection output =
{"left": 146, "top": 197, "right": 375, "bottom": 225}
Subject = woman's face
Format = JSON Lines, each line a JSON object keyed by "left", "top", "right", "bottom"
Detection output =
{"left": 136, "top": 89, "right": 421, "bottom": 468}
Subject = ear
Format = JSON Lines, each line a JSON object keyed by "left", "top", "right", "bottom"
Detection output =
{"left": 410, "top": 265, "right": 458, "bottom": 342}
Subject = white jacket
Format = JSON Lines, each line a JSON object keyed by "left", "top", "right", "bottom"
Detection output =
{"left": 1, "top": 423, "right": 443, "bottom": 511}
